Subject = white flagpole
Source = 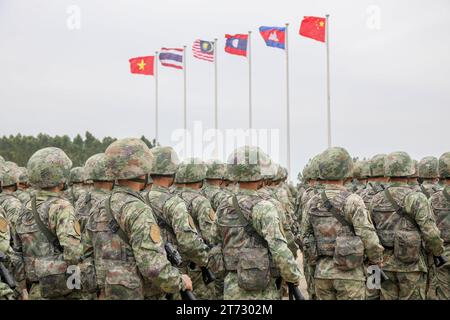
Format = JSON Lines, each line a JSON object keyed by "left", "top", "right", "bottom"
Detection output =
{"left": 285, "top": 23, "right": 291, "bottom": 177}
{"left": 248, "top": 31, "right": 252, "bottom": 130}
{"left": 183, "top": 45, "right": 187, "bottom": 133}
{"left": 214, "top": 38, "right": 219, "bottom": 155}
{"left": 326, "top": 14, "right": 331, "bottom": 148}
{"left": 154, "top": 51, "right": 159, "bottom": 143}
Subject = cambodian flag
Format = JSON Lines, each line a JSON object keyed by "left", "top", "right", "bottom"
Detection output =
{"left": 259, "top": 26, "right": 286, "bottom": 49}
{"left": 224, "top": 34, "right": 248, "bottom": 57}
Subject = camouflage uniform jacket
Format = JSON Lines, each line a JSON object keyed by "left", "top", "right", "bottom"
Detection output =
{"left": 359, "top": 182, "right": 385, "bottom": 209}
{"left": 15, "top": 190, "right": 82, "bottom": 283}
{"left": 0, "top": 192, "right": 22, "bottom": 230}
{"left": 82, "top": 186, "right": 184, "bottom": 295}
{"left": 65, "top": 185, "right": 87, "bottom": 205}
{"left": 429, "top": 185, "right": 449, "bottom": 256}
{"left": 14, "top": 189, "right": 32, "bottom": 205}
{"left": 369, "top": 182, "right": 444, "bottom": 272}
{"left": 174, "top": 186, "right": 217, "bottom": 247}
{"left": 419, "top": 181, "right": 442, "bottom": 199}
{"left": 270, "top": 185, "right": 297, "bottom": 234}
{"left": 0, "top": 207, "right": 15, "bottom": 299}
{"left": 201, "top": 183, "right": 231, "bottom": 212}
{"left": 301, "top": 184, "right": 384, "bottom": 281}
{"left": 75, "top": 188, "right": 110, "bottom": 235}
{"left": 145, "top": 185, "right": 208, "bottom": 267}
{"left": 216, "top": 188, "right": 302, "bottom": 284}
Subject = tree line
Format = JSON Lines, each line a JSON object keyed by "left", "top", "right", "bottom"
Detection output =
{"left": 0, "top": 132, "right": 156, "bottom": 167}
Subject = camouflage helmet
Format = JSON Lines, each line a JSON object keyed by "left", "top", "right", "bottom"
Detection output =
{"left": 150, "top": 146, "right": 179, "bottom": 175}
{"left": 273, "top": 166, "right": 288, "bottom": 181}
{"left": 353, "top": 160, "right": 370, "bottom": 179}
{"left": 175, "top": 158, "right": 206, "bottom": 183}
{"left": 318, "top": 147, "right": 353, "bottom": 180}
{"left": 438, "top": 152, "right": 450, "bottom": 178}
{"left": 17, "top": 167, "right": 29, "bottom": 185}
{"left": 384, "top": 151, "right": 415, "bottom": 177}
{"left": 1, "top": 162, "right": 20, "bottom": 187}
{"left": 226, "top": 146, "right": 267, "bottom": 182}
{"left": 409, "top": 160, "right": 419, "bottom": 178}
{"left": 84, "top": 153, "right": 114, "bottom": 181}
{"left": 28, "top": 147, "right": 72, "bottom": 188}
{"left": 418, "top": 156, "right": 439, "bottom": 179}
{"left": 105, "top": 138, "right": 153, "bottom": 180}
{"left": 308, "top": 155, "right": 321, "bottom": 180}
{"left": 302, "top": 163, "right": 311, "bottom": 181}
{"left": 69, "top": 167, "right": 84, "bottom": 184}
{"left": 205, "top": 159, "right": 226, "bottom": 179}
{"left": 369, "top": 154, "right": 386, "bottom": 177}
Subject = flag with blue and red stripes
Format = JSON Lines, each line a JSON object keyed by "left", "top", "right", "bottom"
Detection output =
{"left": 224, "top": 34, "right": 248, "bottom": 57}
{"left": 159, "top": 47, "right": 184, "bottom": 69}
{"left": 259, "top": 26, "right": 286, "bottom": 49}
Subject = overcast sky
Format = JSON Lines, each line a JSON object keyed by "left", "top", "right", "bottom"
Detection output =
{"left": 1, "top": 0, "right": 449, "bottom": 177}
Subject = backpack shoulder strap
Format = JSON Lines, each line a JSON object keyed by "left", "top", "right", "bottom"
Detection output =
{"left": 31, "top": 195, "right": 62, "bottom": 251}
{"left": 383, "top": 188, "right": 418, "bottom": 227}
{"left": 231, "top": 195, "right": 264, "bottom": 239}
{"left": 104, "top": 191, "right": 131, "bottom": 245}
{"left": 420, "top": 185, "right": 430, "bottom": 199}
{"left": 320, "top": 190, "right": 354, "bottom": 232}
{"left": 442, "top": 188, "right": 450, "bottom": 203}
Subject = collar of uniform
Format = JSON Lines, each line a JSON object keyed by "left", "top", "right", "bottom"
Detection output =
{"left": 150, "top": 184, "right": 171, "bottom": 193}
{"left": 113, "top": 185, "right": 136, "bottom": 194}
{"left": 238, "top": 188, "right": 259, "bottom": 196}
{"left": 36, "top": 189, "right": 61, "bottom": 198}
{"left": 92, "top": 187, "right": 110, "bottom": 195}
{"left": 388, "top": 181, "right": 408, "bottom": 188}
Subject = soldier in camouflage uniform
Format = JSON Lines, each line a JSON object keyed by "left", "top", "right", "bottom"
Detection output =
{"left": 426, "top": 152, "right": 450, "bottom": 300}
{"left": 173, "top": 158, "right": 218, "bottom": 299}
{"left": 144, "top": 146, "right": 209, "bottom": 298}
{"left": 201, "top": 160, "right": 230, "bottom": 212}
{"left": 0, "top": 162, "right": 23, "bottom": 236}
{"left": 369, "top": 151, "right": 444, "bottom": 300}
{"left": 408, "top": 160, "right": 421, "bottom": 191}
{"left": 0, "top": 204, "right": 17, "bottom": 300}
{"left": 14, "top": 147, "right": 83, "bottom": 300}
{"left": 418, "top": 156, "right": 441, "bottom": 199}
{"left": 215, "top": 146, "right": 302, "bottom": 300}
{"left": 301, "top": 147, "right": 384, "bottom": 300}
{"left": 15, "top": 167, "right": 32, "bottom": 204}
{"left": 353, "top": 160, "right": 370, "bottom": 195}
{"left": 66, "top": 167, "right": 87, "bottom": 205}
{"left": 75, "top": 153, "right": 114, "bottom": 235}
{"left": 81, "top": 139, "right": 192, "bottom": 300}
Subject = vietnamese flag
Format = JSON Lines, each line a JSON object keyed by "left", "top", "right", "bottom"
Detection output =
{"left": 129, "top": 56, "right": 155, "bottom": 75}
{"left": 299, "top": 16, "right": 326, "bottom": 42}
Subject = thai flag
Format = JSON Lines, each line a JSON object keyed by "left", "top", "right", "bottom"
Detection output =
{"left": 159, "top": 48, "right": 184, "bottom": 69}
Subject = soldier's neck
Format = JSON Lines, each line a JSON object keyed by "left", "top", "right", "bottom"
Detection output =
{"left": 239, "top": 181, "right": 261, "bottom": 190}
{"left": 321, "top": 180, "right": 344, "bottom": 186}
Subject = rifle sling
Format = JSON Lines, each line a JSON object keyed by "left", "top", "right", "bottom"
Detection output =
{"left": 320, "top": 191, "right": 354, "bottom": 233}
{"left": 104, "top": 192, "right": 131, "bottom": 245}
{"left": 31, "top": 195, "right": 62, "bottom": 251}
{"left": 383, "top": 188, "right": 418, "bottom": 228}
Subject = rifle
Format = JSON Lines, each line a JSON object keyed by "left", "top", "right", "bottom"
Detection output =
{"left": 188, "top": 262, "right": 216, "bottom": 285}
{"left": 164, "top": 242, "right": 196, "bottom": 300}
{"left": 287, "top": 282, "right": 305, "bottom": 300}
{"left": 0, "top": 252, "right": 16, "bottom": 289}
{"left": 434, "top": 255, "right": 448, "bottom": 268}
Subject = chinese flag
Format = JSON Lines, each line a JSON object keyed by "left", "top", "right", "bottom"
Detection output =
{"left": 129, "top": 56, "right": 154, "bottom": 75}
{"left": 299, "top": 16, "right": 326, "bottom": 42}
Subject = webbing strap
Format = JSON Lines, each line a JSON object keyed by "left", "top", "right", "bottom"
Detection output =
{"left": 31, "top": 195, "right": 62, "bottom": 251}
{"left": 320, "top": 191, "right": 354, "bottom": 233}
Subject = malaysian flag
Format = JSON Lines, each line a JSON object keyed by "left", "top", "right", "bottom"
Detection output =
{"left": 192, "top": 39, "right": 214, "bottom": 62}
{"left": 159, "top": 47, "right": 184, "bottom": 69}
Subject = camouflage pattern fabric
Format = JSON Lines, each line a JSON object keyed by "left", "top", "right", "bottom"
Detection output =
{"left": 201, "top": 183, "right": 231, "bottom": 212}
{"left": 75, "top": 187, "right": 110, "bottom": 235}
{"left": 314, "top": 278, "right": 365, "bottom": 300}
{"left": 418, "top": 156, "right": 439, "bottom": 179}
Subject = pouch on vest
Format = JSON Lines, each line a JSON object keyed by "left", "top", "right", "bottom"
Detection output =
{"left": 333, "top": 236, "right": 364, "bottom": 271}
{"left": 394, "top": 230, "right": 421, "bottom": 264}
{"left": 79, "top": 259, "right": 97, "bottom": 294}
{"left": 303, "top": 234, "right": 318, "bottom": 266}
{"left": 34, "top": 257, "right": 71, "bottom": 298}
{"left": 237, "top": 247, "right": 271, "bottom": 291}
{"left": 207, "top": 244, "right": 225, "bottom": 276}
{"left": 104, "top": 265, "right": 144, "bottom": 300}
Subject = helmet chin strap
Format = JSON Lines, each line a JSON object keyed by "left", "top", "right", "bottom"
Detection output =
{"left": 129, "top": 174, "right": 149, "bottom": 191}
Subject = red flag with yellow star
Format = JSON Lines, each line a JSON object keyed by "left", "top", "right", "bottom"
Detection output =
{"left": 299, "top": 16, "right": 326, "bottom": 42}
{"left": 129, "top": 56, "right": 154, "bottom": 75}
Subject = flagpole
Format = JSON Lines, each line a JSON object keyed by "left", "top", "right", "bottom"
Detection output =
{"left": 248, "top": 31, "right": 252, "bottom": 130}
{"left": 214, "top": 38, "right": 219, "bottom": 155}
{"left": 326, "top": 14, "right": 331, "bottom": 148}
{"left": 285, "top": 23, "right": 291, "bottom": 177}
{"left": 183, "top": 45, "right": 187, "bottom": 133}
{"left": 155, "top": 51, "right": 159, "bottom": 143}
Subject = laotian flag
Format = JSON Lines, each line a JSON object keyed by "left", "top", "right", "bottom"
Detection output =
{"left": 224, "top": 34, "right": 248, "bottom": 57}
{"left": 259, "top": 26, "right": 286, "bottom": 49}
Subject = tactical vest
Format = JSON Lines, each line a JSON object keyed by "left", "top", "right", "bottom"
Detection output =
{"left": 309, "top": 190, "right": 354, "bottom": 257}
{"left": 87, "top": 190, "right": 145, "bottom": 299}
{"left": 145, "top": 191, "right": 178, "bottom": 247}
{"left": 216, "top": 194, "right": 279, "bottom": 291}
{"left": 430, "top": 188, "right": 450, "bottom": 243}
{"left": 370, "top": 187, "right": 418, "bottom": 248}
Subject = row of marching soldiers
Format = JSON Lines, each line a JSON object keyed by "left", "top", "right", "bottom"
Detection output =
{"left": 0, "top": 141, "right": 448, "bottom": 300}
{"left": 0, "top": 139, "right": 301, "bottom": 300}
{"left": 296, "top": 150, "right": 449, "bottom": 300}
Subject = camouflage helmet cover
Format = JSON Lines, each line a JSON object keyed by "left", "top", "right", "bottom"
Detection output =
{"left": 105, "top": 138, "right": 153, "bottom": 180}
{"left": 84, "top": 153, "right": 114, "bottom": 181}
{"left": 226, "top": 146, "right": 267, "bottom": 182}
{"left": 69, "top": 167, "right": 84, "bottom": 184}
{"left": 438, "top": 152, "right": 450, "bottom": 178}
{"left": 353, "top": 160, "right": 370, "bottom": 179}
{"left": 175, "top": 158, "right": 206, "bottom": 183}
{"left": 27, "top": 147, "right": 73, "bottom": 188}
{"left": 149, "top": 146, "right": 179, "bottom": 175}
{"left": 1, "top": 162, "right": 20, "bottom": 186}
{"left": 369, "top": 154, "right": 386, "bottom": 177}
{"left": 205, "top": 159, "right": 226, "bottom": 179}
{"left": 318, "top": 147, "right": 353, "bottom": 180}
{"left": 17, "top": 167, "right": 29, "bottom": 184}
{"left": 418, "top": 156, "right": 439, "bottom": 179}
{"left": 384, "top": 151, "right": 415, "bottom": 177}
